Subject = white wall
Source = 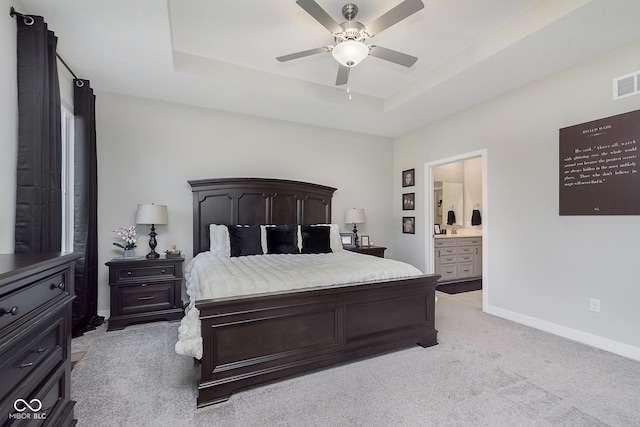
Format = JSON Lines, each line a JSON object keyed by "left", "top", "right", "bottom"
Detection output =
{"left": 393, "top": 41, "right": 640, "bottom": 359}
{"left": 96, "top": 92, "right": 395, "bottom": 315}
{"left": 0, "top": 0, "right": 22, "bottom": 253}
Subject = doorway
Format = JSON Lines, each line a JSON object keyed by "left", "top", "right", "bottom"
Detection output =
{"left": 425, "top": 149, "right": 488, "bottom": 310}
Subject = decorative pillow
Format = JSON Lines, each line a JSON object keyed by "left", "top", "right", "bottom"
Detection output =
{"left": 311, "top": 224, "right": 343, "bottom": 252}
{"left": 266, "top": 225, "right": 300, "bottom": 254}
{"left": 209, "top": 224, "right": 230, "bottom": 257}
{"left": 227, "top": 225, "right": 263, "bottom": 257}
{"left": 301, "top": 226, "right": 332, "bottom": 254}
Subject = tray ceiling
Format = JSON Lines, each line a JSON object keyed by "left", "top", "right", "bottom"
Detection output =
{"left": 18, "top": 0, "right": 640, "bottom": 137}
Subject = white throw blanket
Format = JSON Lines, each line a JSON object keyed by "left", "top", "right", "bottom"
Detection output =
{"left": 175, "top": 251, "right": 422, "bottom": 359}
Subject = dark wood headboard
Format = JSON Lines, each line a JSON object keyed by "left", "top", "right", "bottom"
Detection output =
{"left": 188, "top": 178, "right": 337, "bottom": 256}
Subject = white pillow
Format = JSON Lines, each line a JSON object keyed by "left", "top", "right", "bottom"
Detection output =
{"left": 209, "top": 224, "right": 230, "bottom": 257}
{"left": 260, "top": 225, "right": 274, "bottom": 254}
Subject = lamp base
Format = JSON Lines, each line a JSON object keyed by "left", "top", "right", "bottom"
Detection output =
{"left": 146, "top": 224, "right": 160, "bottom": 260}
{"left": 352, "top": 223, "right": 359, "bottom": 248}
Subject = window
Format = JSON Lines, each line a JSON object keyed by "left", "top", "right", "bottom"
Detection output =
{"left": 61, "top": 106, "right": 74, "bottom": 252}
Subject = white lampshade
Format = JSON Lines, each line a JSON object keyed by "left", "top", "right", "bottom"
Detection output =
{"left": 345, "top": 208, "right": 366, "bottom": 224}
{"left": 332, "top": 40, "right": 369, "bottom": 67}
{"left": 135, "top": 204, "right": 168, "bottom": 225}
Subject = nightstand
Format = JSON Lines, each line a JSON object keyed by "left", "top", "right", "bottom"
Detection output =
{"left": 106, "top": 257, "right": 185, "bottom": 331}
{"left": 345, "top": 245, "right": 387, "bottom": 258}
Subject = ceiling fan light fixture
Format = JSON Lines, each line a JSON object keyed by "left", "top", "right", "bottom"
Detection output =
{"left": 332, "top": 40, "right": 369, "bottom": 67}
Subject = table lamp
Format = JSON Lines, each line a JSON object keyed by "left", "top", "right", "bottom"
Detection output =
{"left": 135, "top": 204, "right": 168, "bottom": 259}
{"left": 345, "top": 208, "right": 366, "bottom": 247}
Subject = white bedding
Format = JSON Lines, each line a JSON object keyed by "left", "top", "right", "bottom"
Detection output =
{"left": 175, "top": 251, "right": 422, "bottom": 359}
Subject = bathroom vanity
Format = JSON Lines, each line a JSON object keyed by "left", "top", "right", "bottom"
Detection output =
{"left": 434, "top": 235, "right": 482, "bottom": 283}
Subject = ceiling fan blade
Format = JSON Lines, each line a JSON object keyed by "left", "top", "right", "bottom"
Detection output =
{"left": 296, "top": 0, "right": 342, "bottom": 34}
{"left": 335, "top": 65, "right": 349, "bottom": 86}
{"left": 369, "top": 46, "right": 418, "bottom": 67}
{"left": 276, "top": 47, "right": 330, "bottom": 62}
{"left": 364, "top": 0, "right": 424, "bottom": 37}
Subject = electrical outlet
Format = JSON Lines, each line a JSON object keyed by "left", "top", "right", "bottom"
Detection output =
{"left": 589, "top": 298, "right": 601, "bottom": 313}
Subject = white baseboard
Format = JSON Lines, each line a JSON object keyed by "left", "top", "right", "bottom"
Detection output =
{"left": 484, "top": 304, "right": 640, "bottom": 362}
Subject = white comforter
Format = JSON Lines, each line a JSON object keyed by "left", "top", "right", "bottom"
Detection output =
{"left": 175, "top": 251, "right": 422, "bottom": 359}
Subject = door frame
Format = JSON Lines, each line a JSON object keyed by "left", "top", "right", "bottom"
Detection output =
{"left": 425, "top": 148, "right": 488, "bottom": 309}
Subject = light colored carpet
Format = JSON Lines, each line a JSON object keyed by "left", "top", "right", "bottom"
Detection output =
{"left": 70, "top": 291, "right": 640, "bottom": 426}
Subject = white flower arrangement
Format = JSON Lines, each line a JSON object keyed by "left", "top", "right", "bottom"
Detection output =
{"left": 113, "top": 226, "right": 138, "bottom": 250}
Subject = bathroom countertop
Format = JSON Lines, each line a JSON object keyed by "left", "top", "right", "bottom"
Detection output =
{"left": 434, "top": 231, "right": 482, "bottom": 239}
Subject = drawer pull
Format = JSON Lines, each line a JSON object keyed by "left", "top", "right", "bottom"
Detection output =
{"left": 127, "top": 271, "right": 132, "bottom": 276}
{"left": 161, "top": 269, "right": 166, "bottom": 274}
{"left": 0, "top": 306, "right": 19, "bottom": 316}
{"left": 18, "top": 347, "right": 48, "bottom": 368}
{"left": 138, "top": 296, "right": 155, "bottom": 301}
{"left": 52, "top": 282, "right": 65, "bottom": 290}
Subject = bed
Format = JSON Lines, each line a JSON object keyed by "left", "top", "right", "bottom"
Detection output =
{"left": 180, "top": 177, "right": 439, "bottom": 407}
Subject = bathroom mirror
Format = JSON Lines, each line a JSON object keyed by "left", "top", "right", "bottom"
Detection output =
{"left": 442, "top": 182, "right": 463, "bottom": 226}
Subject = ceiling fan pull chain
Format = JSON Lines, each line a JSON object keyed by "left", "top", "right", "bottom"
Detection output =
{"left": 348, "top": 68, "right": 352, "bottom": 100}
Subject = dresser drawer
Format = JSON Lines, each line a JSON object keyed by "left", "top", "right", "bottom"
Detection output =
{"left": 439, "top": 264, "right": 457, "bottom": 281}
{"left": 457, "top": 262, "right": 474, "bottom": 278}
{"left": 458, "top": 246, "right": 475, "bottom": 255}
{"left": 5, "top": 363, "right": 70, "bottom": 425}
{"left": 458, "top": 254, "right": 474, "bottom": 263}
{"left": 0, "top": 313, "right": 64, "bottom": 404}
{"left": 439, "top": 247, "right": 457, "bottom": 256}
{"left": 0, "top": 272, "right": 66, "bottom": 332}
{"left": 115, "top": 283, "right": 175, "bottom": 315}
{"left": 457, "top": 238, "right": 482, "bottom": 246}
{"left": 114, "top": 264, "right": 176, "bottom": 282}
{"left": 35, "top": 363, "right": 69, "bottom": 422}
{"left": 435, "top": 239, "right": 457, "bottom": 248}
{"left": 440, "top": 255, "right": 457, "bottom": 264}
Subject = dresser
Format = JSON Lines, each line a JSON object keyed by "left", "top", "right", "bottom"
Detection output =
{"left": 0, "top": 252, "right": 80, "bottom": 426}
{"left": 106, "top": 257, "right": 184, "bottom": 331}
{"left": 434, "top": 237, "right": 482, "bottom": 282}
{"left": 345, "top": 245, "right": 386, "bottom": 258}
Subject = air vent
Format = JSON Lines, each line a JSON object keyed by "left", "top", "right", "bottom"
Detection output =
{"left": 613, "top": 71, "right": 640, "bottom": 99}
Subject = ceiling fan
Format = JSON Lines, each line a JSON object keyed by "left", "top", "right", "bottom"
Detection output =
{"left": 277, "top": 0, "right": 424, "bottom": 86}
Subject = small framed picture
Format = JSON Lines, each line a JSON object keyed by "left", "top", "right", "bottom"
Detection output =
{"left": 361, "top": 235, "right": 370, "bottom": 247}
{"left": 402, "top": 217, "right": 415, "bottom": 234}
{"left": 402, "top": 168, "right": 415, "bottom": 187}
{"left": 434, "top": 224, "right": 441, "bottom": 235}
{"left": 340, "top": 232, "right": 355, "bottom": 247}
{"left": 403, "top": 193, "right": 415, "bottom": 210}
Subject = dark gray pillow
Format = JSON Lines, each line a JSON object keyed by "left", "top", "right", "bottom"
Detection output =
{"left": 266, "top": 225, "right": 300, "bottom": 254}
{"left": 301, "top": 226, "right": 332, "bottom": 254}
{"left": 227, "top": 225, "right": 263, "bottom": 257}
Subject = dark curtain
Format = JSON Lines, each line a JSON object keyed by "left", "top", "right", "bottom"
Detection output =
{"left": 15, "top": 15, "right": 62, "bottom": 253}
{"left": 72, "top": 79, "right": 103, "bottom": 337}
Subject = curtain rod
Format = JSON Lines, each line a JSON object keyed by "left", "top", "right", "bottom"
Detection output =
{"left": 10, "top": 6, "right": 80, "bottom": 81}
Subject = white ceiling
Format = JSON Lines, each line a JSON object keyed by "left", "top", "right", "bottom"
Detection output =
{"left": 18, "top": 0, "right": 640, "bottom": 137}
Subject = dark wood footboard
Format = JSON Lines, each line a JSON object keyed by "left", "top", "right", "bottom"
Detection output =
{"left": 196, "top": 274, "right": 439, "bottom": 407}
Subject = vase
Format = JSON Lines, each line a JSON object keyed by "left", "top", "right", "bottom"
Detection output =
{"left": 123, "top": 249, "right": 135, "bottom": 258}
